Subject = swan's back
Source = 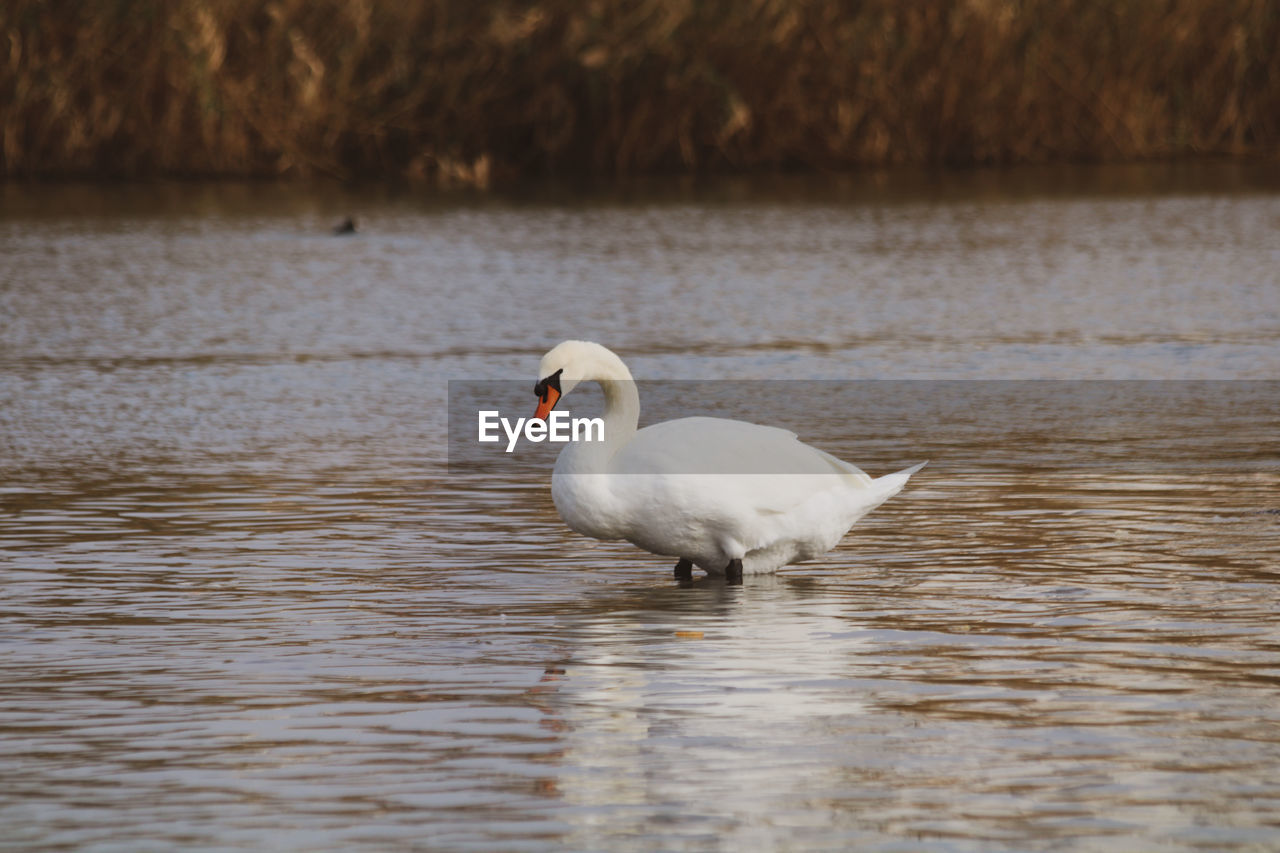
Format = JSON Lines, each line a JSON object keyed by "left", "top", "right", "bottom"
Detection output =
{"left": 611, "top": 417, "right": 873, "bottom": 484}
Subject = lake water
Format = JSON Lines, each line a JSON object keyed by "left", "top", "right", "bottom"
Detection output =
{"left": 2, "top": 165, "right": 1279, "bottom": 850}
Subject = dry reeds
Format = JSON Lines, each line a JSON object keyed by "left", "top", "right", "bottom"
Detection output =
{"left": 2, "top": 0, "right": 1277, "bottom": 182}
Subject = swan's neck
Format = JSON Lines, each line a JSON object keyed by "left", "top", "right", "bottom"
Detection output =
{"left": 599, "top": 375, "right": 639, "bottom": 451}
{"left": 557, "top": 350, "right": 638, "bottom": 475}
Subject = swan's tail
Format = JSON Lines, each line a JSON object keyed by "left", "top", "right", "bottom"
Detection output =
{"left": 871, "top": 461, "right": 928, "bottom": 500}
{"left": 836, "top": 460, "right": 926, "bottom": 526}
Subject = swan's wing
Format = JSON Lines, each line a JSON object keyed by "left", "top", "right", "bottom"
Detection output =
{"left": 610, "top": 417, "right": 874, "bottom": 514}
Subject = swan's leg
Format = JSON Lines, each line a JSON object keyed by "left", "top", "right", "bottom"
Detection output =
{"left": 725, "top": 559, "right": 744, "bottom": 584}
{"left": 673, "top": 558, "right": 693, "bottom": 580}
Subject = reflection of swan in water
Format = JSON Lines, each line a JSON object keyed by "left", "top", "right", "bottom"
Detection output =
{"left": 522, "top": 575, "right": 874, "bottom": 833}
{"left": 555, "top": 577, "right": 871, "bottom": 715}
{"left": 532, "top": 341, "right": 925, "bottom": 581}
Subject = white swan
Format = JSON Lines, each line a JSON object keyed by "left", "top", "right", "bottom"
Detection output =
{"left": 532, "top": 341, "right": 924, "bottom": 580}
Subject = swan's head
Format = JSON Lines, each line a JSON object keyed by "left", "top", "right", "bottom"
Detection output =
{"left": 533, "top": 340, "right": 631, "bottom": 420}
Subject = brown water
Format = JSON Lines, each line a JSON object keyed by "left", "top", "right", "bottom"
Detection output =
{"left": 2, "top": 166, "right": 1280, "bottom": 851}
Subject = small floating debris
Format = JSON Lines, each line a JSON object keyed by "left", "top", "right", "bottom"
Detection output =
{"left": 333, "top": 217, "right": 357, "bottom": 235}
{"left": 674, "top": 630, "right": 704, "bottom": 639}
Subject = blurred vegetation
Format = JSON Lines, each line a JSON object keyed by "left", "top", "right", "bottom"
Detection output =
{"left": 2, "top": 0, "right": 1277, "bottom": 183}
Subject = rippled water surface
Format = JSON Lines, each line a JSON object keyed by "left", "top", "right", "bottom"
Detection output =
{"left": 3, "top": 168, "right": 1280, "bottom": 851}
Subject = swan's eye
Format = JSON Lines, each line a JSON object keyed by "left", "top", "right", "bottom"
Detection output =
{"left": 534, "top": 369, "right": 563, "bottom": 403}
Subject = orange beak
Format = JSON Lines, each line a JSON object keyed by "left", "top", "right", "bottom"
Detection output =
{"left": 533, "top": 385, "right": 561, "bottom": 421}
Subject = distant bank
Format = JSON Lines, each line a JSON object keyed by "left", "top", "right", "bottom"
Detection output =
{"left": 2, "top": 0, "right": 1277, "bottom": 183}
